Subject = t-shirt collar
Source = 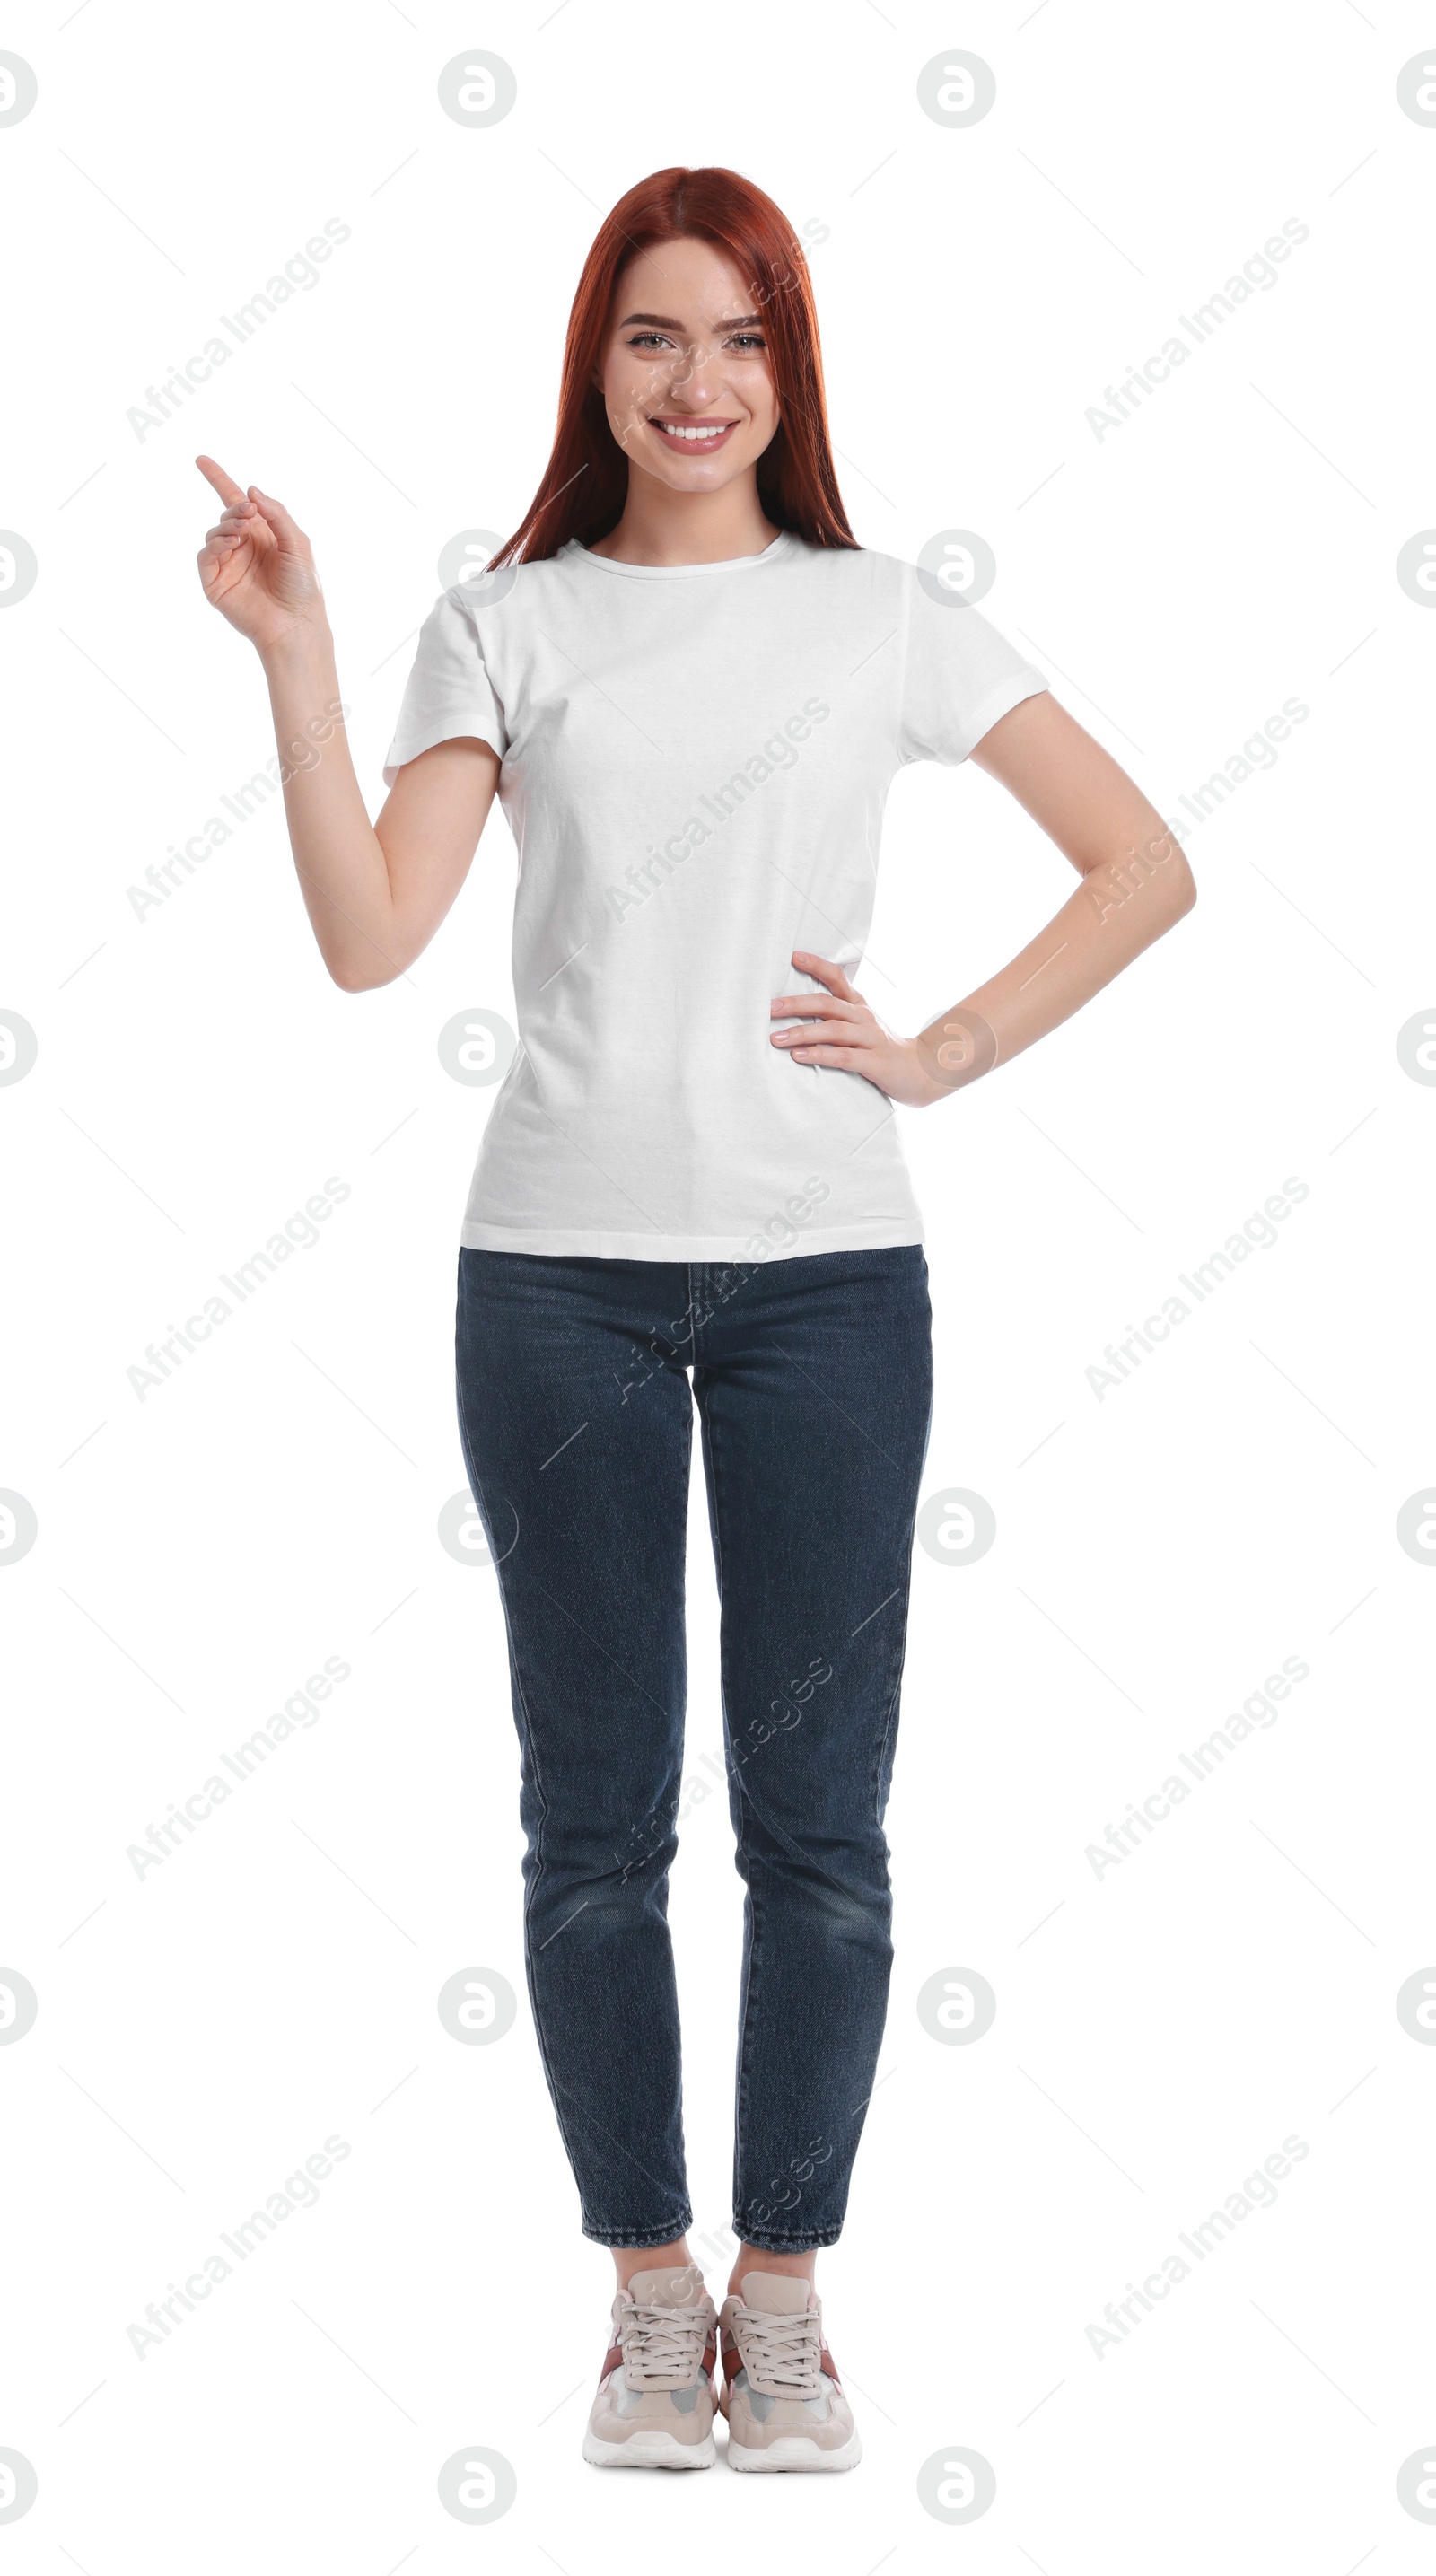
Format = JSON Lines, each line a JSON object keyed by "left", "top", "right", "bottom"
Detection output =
{"left": 559, "top": 531, "right": 792, "bottom": 578}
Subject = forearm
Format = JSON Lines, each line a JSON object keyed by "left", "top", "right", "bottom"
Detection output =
{"left": 918, "top": 818, "right": 1195, "bottom": 1089}
{"left": 259, "top": 624, "right": 400, "bottom": 990}
{"left": 770, "top": 700, "right": 1196, "bottom": 1105}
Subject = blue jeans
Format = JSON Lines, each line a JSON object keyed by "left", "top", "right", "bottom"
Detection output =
{"left": 455, "top": 1244, "right": 933, "bottom": 2251}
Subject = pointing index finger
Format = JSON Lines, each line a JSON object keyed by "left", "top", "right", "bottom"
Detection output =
{"left": 195, "top": 453, "right": 249, "bottom": 508}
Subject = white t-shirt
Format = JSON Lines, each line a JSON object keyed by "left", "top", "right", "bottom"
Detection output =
{"left": 384, "top": 531, "right": 1046, "bottom": 1263}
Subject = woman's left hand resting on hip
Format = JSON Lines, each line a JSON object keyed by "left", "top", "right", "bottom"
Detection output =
{"left": 770, "top": 953, "right": 945, "bottom": 1106}
{"left": 769, "top": 693, "right": 1197, "bottom": 1108}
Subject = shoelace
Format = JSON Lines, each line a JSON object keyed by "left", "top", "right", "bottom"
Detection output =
{"left": 618, "top": 2300, "right": 712, "bottom": 2386}
{"left": 730, "top": 2301, "right": 821, "bottom": 2397}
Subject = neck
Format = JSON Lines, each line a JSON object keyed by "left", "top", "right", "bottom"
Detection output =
{"left": 587, "top": 473, "right": 781, "bottom": 567}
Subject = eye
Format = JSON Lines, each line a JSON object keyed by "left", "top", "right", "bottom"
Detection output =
{"left": 626, "top": 331, "right": 672, "bottom": 351}
{"left": 728, "top": 333, "right": 766, "bottom": 351}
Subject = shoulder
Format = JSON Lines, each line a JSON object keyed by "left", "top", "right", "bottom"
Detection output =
{"left": 778, "top": 535, "right": 912, "bottom": 610}
{"left": 424, "top": 548, "right": 567, "bottom": 653}
{"left": 784, "top": 538, "right": 907, "bottom": 578}
{"left": 440, "top": 551, "right": 562, "bottom": 615}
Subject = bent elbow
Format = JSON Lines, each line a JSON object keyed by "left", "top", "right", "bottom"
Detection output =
{"left": 328, "top": 954, "right": 396, "bottom": 994}
{"left": 1169, "top": 853, "right": 1197, "bottom": 921}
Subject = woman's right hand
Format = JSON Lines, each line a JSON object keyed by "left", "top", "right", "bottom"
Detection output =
{"left": 195, "top": 454, "right": 327, "bottom": 655}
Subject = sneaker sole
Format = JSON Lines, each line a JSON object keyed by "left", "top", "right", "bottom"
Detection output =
{"left": 582, "top": 2428, "right": 716, "bottom": 2469}
{"left": 725, "top": 2428, "right": 862, "bottom": 2473}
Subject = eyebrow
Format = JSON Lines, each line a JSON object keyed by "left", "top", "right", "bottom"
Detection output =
{"left": 617, "top": 311, "right": 766, "bottom": 332}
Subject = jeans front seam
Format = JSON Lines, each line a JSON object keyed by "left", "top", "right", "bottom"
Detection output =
{"left": 871, "top": 1337, "right": 932, "bottom": 1821}
{"left": 870, "top": 1573, "right": 913, "bottom": 1824}
{"left": 731, "top": 1875, "right": 765, "bottom": 2242}
{"left": 457, "top": 1264, "right": 626, "bottom": 2231}
{"left": 700, "top": 1366, "right": 753, "bottom": 2222}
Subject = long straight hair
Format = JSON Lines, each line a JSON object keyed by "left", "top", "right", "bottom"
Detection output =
{"left": 488, "top": 166, "right": 858, "bottom": 567}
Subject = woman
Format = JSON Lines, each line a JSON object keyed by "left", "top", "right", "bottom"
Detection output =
{"left": 196, "top": 162, "right": 1194, "bottom": 2476}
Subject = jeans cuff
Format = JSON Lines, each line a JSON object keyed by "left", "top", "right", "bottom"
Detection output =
{"left": 731, "top": 2221, "right": 844, "bottom": 2253}
{"left": 582, "top": 2212, "right": 695, "bottom": 2250}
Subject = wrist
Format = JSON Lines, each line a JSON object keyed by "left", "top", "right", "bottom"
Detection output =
{"left": 258, "top": 615, "right": 335, "bottom": 680}
{"left": 889, "top": 1037, "right": 948, "bottom": 1109}
{"left": 914, "top": 1056, "right": 950, "bottom": 1108}
{"left": 914, "top": 1004, "right": 999, "bottom": 1099}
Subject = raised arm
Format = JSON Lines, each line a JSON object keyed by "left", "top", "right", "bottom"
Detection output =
{"left": 195, "top": 456, "right": 501, "bottom": 990}
{"left": 769, "top": 691, "right": 1196, "bottom": 1100}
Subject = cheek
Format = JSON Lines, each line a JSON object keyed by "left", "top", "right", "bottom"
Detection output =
{"left": 599, "top": 349, "right": 655, "bottom": 416}
{"left": 754, "top": 375, "right": 781, "bottom": 431}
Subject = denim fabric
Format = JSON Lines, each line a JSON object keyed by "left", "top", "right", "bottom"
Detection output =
{"left": 455, "top": 1244, "right": 933, "bottom": 2251}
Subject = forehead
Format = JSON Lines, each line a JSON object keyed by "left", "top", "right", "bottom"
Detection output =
{"left": 609, "top": 234, "right": 756, "bottom": 326}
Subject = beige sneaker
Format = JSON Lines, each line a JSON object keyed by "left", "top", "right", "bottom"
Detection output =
{"left": 717, "top": 2272, "right": 862, "bottom": 2472}
{"left": 582, "top": 2262, "right": 717, "bottom": 2469}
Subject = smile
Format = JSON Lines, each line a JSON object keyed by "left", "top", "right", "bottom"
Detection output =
{"left": 646, "top": 418, "right": 739, "bottom": 450}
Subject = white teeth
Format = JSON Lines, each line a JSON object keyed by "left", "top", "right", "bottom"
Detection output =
{"left": 652, "top": 421, "right": 731, "bottom": 441}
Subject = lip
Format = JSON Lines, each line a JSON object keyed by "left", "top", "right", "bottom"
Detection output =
{"left": 646, "top": 417, "right": 740, "bottom": 452}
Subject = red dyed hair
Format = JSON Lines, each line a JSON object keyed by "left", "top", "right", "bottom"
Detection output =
{"left": 489, "top": 165, "right": 858, "bottom": 566}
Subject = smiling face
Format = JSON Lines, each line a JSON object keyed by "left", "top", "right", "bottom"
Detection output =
{"left": 593, "top": 233, "right": 781, "bottom": 495}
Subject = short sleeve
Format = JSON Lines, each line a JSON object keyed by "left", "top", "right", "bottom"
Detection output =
{"left": 382, "top": 587, "right": 508, "bottom": 785}
{"left": 897, "top": 564, "right": 1047, "bottom": 766}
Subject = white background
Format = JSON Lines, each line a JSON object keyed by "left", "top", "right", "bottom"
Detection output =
{"left": 4, "top": 2, "right": 1435, "bottom": 2567}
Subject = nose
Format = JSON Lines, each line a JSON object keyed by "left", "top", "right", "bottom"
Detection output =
{"left": 664, "top": 347, "right": 730, "bottom": 404}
